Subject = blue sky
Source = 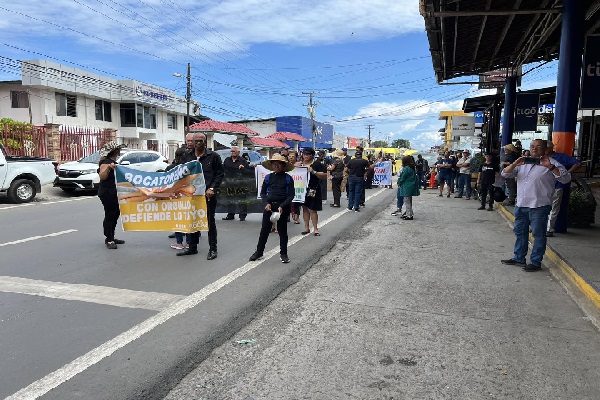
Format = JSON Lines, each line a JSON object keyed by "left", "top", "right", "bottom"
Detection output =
{"left": 0, "top": 0, "right": 559, "bottom": 150}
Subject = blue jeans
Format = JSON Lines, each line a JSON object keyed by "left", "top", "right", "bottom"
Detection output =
{"left": 417, "top": 171, "right": 425, "bottom": 189}
{"left": 175, "top": 232, "right": 190, "bottom": 244}
{"left": 396, "top": 188, "right": 404, "bottom": 210}
{"left": 513, "top": 205, "right": 551, "bottom": 266}
{"left": 457, "top": 173, "right": 472, "bottom": 197}
{"left": 348, "top": 176, "right": 364, "bottom": 210}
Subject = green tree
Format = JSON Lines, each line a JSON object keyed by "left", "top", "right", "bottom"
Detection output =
{"left": 371, "top": 140, "right": 388, "bottom": 148}
{"left": 391, "top": 138, "right": 411, "bottom": 149}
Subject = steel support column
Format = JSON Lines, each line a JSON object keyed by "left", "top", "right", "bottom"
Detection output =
{"left": 501, "top": 76, "right": 517, "bottom": 149}
{"left": 553, "top": 0, "right": 585, "bottom": 233}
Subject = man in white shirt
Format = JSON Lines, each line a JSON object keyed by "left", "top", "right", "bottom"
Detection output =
{"left": 500, "top": 139, "right": 570, "bottom": 272}
{"left": 455, "top": 149, "right": 473, "bottom": 199}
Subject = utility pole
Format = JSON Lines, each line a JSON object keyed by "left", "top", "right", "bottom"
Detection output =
{"left": 185, "top": 62, "right": 191, "bottom": 140}
{"left": 303, "top": 92, "right": 318, "bottom": 149}
{"left": 366, "top": 124, "right": 374, "bottom": 148}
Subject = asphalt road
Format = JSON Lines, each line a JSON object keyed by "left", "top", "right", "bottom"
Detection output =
{"left": 0, "top": 185, "right": 394, "bottom": 399}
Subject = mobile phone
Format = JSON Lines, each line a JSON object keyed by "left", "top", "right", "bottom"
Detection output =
{"left": 523, "top": 157, "right": 540, "bottom": 165}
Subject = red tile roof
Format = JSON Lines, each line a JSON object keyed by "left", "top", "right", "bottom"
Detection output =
{"left": 250, "top": 137, "right": 288, "bottom": 148}
{"left": 267, "top": 131, "right": 308, "bottom": 141}
{"left": 189, "top": 120, "right": 259, "bottom": 135}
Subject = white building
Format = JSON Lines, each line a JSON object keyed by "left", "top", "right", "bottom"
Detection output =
{"left": 0, "top": 59, "right": 194, "bottom": 150}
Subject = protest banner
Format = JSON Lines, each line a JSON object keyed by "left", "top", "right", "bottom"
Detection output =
{"left": 115, "top": 161, "right": 208, "bottom": 233}
{"left": 215, "top": 164, "right": 262, "bottom": 214}
{"left": 372, "top": 161, "right": 392, "bottom": 186}
{"left": 255, "top": 165, "right": 309, "bottom": 203}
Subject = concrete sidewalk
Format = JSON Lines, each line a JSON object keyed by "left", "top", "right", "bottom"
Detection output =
{"left": 165, "top": 189, "right": 600, "bottom": 399}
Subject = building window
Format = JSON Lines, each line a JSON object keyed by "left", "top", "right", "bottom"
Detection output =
{"left": 11, "top": 91, "right": 29, "bottom": 108}
{"left": 95, "top": 100, "right": 112, "bottom": 122}
{"left": 136, "top": 104, "right": 157, "bottom": 129}
{"left": 120, "top": 103, "right": 156, "bottom": 129}
{"left": 120, "top": 103, "right": 136, "bottom": 127}
{"left": 55, "top": 93, "right": 77, "bottom": 117}
{"left": 167, "top": 113, "right": 177, "bottom": 129}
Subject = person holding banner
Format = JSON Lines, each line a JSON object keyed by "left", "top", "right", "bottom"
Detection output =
{"left": 97, "top": 141, "right": 126, "bottom": 249}
{"left": 178, "top": 132, "right": 224, "bottom": 259}
{"left": 249, "top": 154, "right": 295, "bottom": 263}
{"left": 299, "top": 147, "right": 327, "bottom": 236}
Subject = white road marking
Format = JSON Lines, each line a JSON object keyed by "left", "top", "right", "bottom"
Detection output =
{"left": 0, "top": 276, "right": 185, "bottom": 311}
{"left": 6, "top": 189, "right": 386, "bottom": 400}
{"left": 0, "top": 229, "right": 78, "bottom": 247}
{"left": 0, "top": 196, "right": 94, "bottom": 211}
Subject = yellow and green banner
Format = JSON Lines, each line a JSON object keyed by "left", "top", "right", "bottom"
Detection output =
{"left": 115, "top": 161, "right": 208, "bottom": 233}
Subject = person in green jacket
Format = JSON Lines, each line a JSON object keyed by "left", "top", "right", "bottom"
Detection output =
{"left": 397, "top": 155, "right": 420, "bottom": 220}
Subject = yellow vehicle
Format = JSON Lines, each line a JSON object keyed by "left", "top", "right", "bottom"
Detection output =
{"left": 364, "top": 147, "right": 406, "bottom": 174}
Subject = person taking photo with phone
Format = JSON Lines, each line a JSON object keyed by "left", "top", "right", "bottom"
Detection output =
{"left": 499, "top": 139, "right": 570, "bottom": 272}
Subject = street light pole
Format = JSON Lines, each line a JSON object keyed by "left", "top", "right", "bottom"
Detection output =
{"left": 185, "top": 63, "right": 191, "bottom": 139}
{"left": 303, "top": 92, "right": 318, "bottom": 149}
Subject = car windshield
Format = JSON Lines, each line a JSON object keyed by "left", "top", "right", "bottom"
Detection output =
{"left": 80, "top": 151, "right": 101, "bottom": 164}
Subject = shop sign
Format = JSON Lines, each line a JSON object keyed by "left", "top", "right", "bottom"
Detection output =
{"left": 581, "top": 35, "right": 600, "bottom": 109}
{"left": 514, "top": 93, "right": 540, "bottom": 132}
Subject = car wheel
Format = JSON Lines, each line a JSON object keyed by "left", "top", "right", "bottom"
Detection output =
{"left": 61, "top": 187, "right": 77, "bottom": 193}
{"left": 7, "top": 179, "right": 37, "bottom": 203}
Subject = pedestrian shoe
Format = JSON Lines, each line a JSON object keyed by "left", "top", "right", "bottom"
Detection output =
{"left": 523, "top": 264, "right": 542, "bottom": 272}
{"left": 170, "top": 243, "right": 184, "bottom": 250}
{"left": 360, "top": 203, "right": 365, "bottom": 207}
{"left": 106, "top": 241, "right": 118, "bottom": 249}
{"left": 354, "top": 208, "right": 360, "bottom": 212}
{"left": 176, "top": 248, "right": 198, "bottom": 256}
{"left": 454, "top": 196, "right": 462, "bottom": 198}
{"left": 114, "top": 239, "right": 125, "bottom": 244}
{"left": 391, "top": 209, "right": 402, "bottom": 216}
{"left": 501, "top": 258, "right": 526, "bottom": 266}
{"left": 477, "top": 206, "right": 486, "bottom": 210}
{"left": 447, "top": 194, "right": 450, "bottom": 198}
{"left": 465, "top": 197, "right": 470, "bottom": 200}
{"left": 207, "top": 250, "right": 218, "bottom": 260}
{"left": 347, "top": 207, "right": 353, "bottom": 211}
{"left": 401, "top": 215, "right": 413, "bottom": 220}
{"left": 249, "top": 252, "right": 263, "bottom": 261}
{"left": 168, "top": 233, "right": 176, "bottom": 239}
{"left": 280, "top": 254, "right": 290, "bottom": 263}
{"left": 222, "top": 215, "right": 235, "bottom": 220}
{"left": 438, "top": 194, "right": 443, "bottom": 197}
{"left": 487, "top": 206, "right": 493, "bottom": 211}
{"left": 546, "top": 231, "right": 554, "bottom": 237}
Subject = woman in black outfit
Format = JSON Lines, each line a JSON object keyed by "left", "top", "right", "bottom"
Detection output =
{"left": 97, "top": 141, "right": 125, "bottom": 249}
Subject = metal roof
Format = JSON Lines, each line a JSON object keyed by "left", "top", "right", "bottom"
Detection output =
{"left": 420, "top": 0, "right": 600, "bottom": 83}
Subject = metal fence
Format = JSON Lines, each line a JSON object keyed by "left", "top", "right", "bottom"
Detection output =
{"left": 0, "top": 124, "right": 47, "bottom": 157}
{"left": 59, "top": 125, "right": 110, "bottom": 162}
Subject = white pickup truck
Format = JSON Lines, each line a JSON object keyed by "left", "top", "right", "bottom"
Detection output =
{"left": 0, "top": 143, "right": 57, "bottom": 203}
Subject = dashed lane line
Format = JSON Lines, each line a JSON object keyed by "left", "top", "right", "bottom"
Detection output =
{"left": 0, "top": 276, "right": 185, "bottom": 311}
{"left": 6, "top": 188, "right": 386, "bottom": 400}
{"left": 0, "top": 229, "right": 78, "bottom": 247}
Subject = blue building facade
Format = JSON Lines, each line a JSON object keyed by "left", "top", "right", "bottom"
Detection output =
{"left": 276, "top": 116, "right": 333, "bottom": 149}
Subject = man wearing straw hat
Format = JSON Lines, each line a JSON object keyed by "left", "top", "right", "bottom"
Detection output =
{"left": 249, "top": 154, "right": 295, "bottom": 263}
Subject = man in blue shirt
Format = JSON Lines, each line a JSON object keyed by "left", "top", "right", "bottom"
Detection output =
{"left": 435, "top": 151, "right": 453, "bottom": 198}
{"left": 545, "top": 141, "right": 581, "bottom": 237}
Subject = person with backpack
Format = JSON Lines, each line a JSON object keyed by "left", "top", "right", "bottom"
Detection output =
{"left": 249, "top": 154, "right": 295, "bottom": 263}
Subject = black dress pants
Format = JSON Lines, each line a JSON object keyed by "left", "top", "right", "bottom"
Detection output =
{"left": 189, "top": 195, "right": 218, "bottom": 251}
{"left": 99, "top": 191, "right": 120, "bottom": 242}
{"left": 331, "top": 177, "right": 342, "bottom": 206}
{"left": 255, "top": 205, "right": 291, "bottom": 256}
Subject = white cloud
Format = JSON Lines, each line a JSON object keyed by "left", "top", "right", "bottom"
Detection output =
{"left": 0, "top": 0, "right": 422, "bottom": 61}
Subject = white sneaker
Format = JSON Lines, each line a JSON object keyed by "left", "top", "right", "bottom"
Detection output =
{"left": 170, "top": 243, "right": 184, "bottom": 250}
